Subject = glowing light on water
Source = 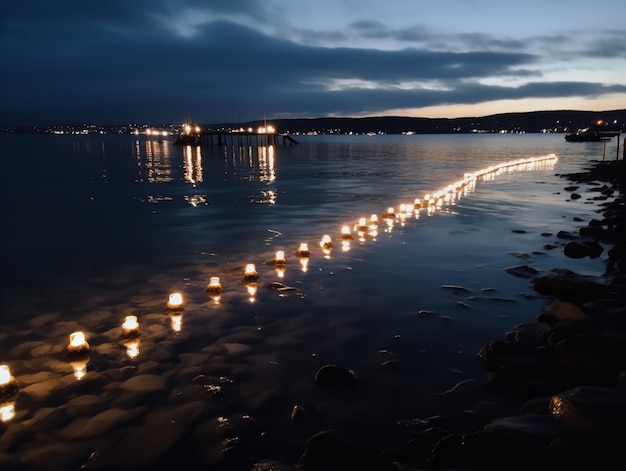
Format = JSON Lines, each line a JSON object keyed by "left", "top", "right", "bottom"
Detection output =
{"left": 247, "top": 282, "right": 258, "bottom": 303}
{"left": 67, "top": 332, "right": 90, "bottom": 357}
{"left": 296, "top": 243, "right": 310, "bottom": 257}
{"left": 122, "top": 315, "right": 139, "bottom": 338}
{"left": 71, "top": 359, "right": 88, "bottom": 380}
{"left": 244, "top": 263, "right": 259, "bottom": 281}
{"left": 167, "top": 292, "right": 184, "bottom": 310}
{"left": 0, "top": 402, "right": 15, "bottom": 422}
{"left": 320, "top": 235, "right": 332, "bottom": 249}
{"left": 341, "top": 225, "right": 353, "bottom": 240}
{"left": 0, "top": 365, "right": 12, "bottom": 387}
{"left": 170, "top": 313, "right": 183, "bottom": 332}
{"left": 126, "top": 340, "right": 140, "bottom": 359}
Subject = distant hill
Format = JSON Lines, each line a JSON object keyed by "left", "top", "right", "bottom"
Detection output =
{"left": 215, "top": 109, "right": 626, "bottom": 135}
{"left": 2, "top": 109, "right": 625, "bottom": 135}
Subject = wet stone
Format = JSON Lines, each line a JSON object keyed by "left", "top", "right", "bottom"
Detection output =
{"left": 506, "top": 322, "right": 552, "bottom": 345}
{"left": 72, "top": 406, "right": 146, "bottom": 439}
{"left": 564, "top": 240, "right": 604, "bottom": 259}
{"left": 557, "top": 230, "right": 578, "bottom": 240}
{"left": 483, "top": 413, "right": 562, "bottom": 438}
{"left": 93, "top": 401, "right": 207, "bottom": 469}
{"left": 298, "top": 429, "right": 378, "bottom": 471}
{"left": 119, "top": 374, "right": 167, "bottom": 393}
{"left": 505, "top": 265, "right": 539, "bottom": 278}
{"left": 314, "top": 365, "right": 358, "bottom": 390}
{"left": 547, "top": 301, "right": 587, "bottom": 321}
{"left": 550, "top": 386, "right": 626, "bottom": 434}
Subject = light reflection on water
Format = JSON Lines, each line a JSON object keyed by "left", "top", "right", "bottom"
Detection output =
{"left": 0, "top": 132, "right": 615, "bottom": 468}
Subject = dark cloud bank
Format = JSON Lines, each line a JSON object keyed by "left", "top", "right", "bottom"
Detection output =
{"left": 1, "top": 1, "right": 624, "bottom": 126}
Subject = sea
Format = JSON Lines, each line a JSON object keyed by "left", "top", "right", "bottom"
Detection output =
{"left": 0, "top": 131, "right": 617, "bottom": 468}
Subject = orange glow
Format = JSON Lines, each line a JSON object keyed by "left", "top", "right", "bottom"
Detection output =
{"left": 0, "top": 365, "right": 11, "bottom": 386}
{"left": 341, "top": 225, "right": 353, "bottom": 240}
{"left": 126, "top": 340, "right": 140, "bottom": 359}
{"left": 69, "top": 331, "right": 88, "bottom": 349}
{"left": 170, "top": 313, "right": 183, "bottom": 332}
{"left": 296, "top": 242, "right": 310, "bottom": 257}
{"left": 247, "top": 282, "right": 257, "bottom": 303}
{"left": 167, "top": 292, "right": 184, "bottom": 310}
{"left": 244, "top": 263, "right": 259, "bottom": 281}
{"left": 320, "top": 234, "right": 333, "bottom": 248}
{"left": 0, "top": 402, "right": 15, "bottom": 422}
{"left": 71, "top": 359, "right": 88, "bottom": 380}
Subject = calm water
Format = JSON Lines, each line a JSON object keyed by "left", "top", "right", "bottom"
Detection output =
{"left": 0, "top": 132, "right": 615, "bottom": 468}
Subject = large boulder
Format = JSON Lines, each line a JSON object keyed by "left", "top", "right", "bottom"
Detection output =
{"left": 550, "top": 386, "right": 626, "bottom": 434}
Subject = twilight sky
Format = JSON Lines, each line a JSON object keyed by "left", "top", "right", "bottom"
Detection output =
{"left": 2, "top": 0, "right": 625, "bottom": 126}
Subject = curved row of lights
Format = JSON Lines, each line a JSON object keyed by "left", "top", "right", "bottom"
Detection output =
{"left": 0, "top": 154, "right": 558, "bottom": 423}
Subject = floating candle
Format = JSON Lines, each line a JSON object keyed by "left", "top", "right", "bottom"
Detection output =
{"left": 0, "top": 365, "right": 18, "bottom": 398}
{"left": 66, "top": 331, "right": 90, "bottom": 358}
{"left": 296, "top": 242, "right": 310, "bottom": 257}
{"left": 167, "top": 292, "right": 184, "bottom": 311}
{"left": 320, "top": 234, "right": 333, "bottom": 249}
{"left": 341, "top": 225, "right": 353, "bottom": 240}
{"left": 355, "top": 217, "right": 367, "bottom": 231}
{"left": 206, "top": 276, "right": 222, "bottom": 293}
{"left": 121, "top": 315, "right": 139, "bottom": 338}
{"left": 0, "top": 402, "right": 15, "bottom": 422}
{"left": 273, "top": 250, "right": 286, "bottom": 266}
{"left": 244, "top": 263, "right": 259, "bottom": 281}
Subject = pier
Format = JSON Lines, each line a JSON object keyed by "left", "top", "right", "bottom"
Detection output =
{"left": 174, "top": 128, "right": 298, "bottom": 147}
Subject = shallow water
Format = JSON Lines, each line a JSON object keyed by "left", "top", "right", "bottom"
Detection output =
{"left": 0, "top": 132, "right": 616, "bottom": 468}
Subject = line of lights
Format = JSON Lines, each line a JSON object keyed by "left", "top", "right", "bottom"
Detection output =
{"left": 0, "top": 154, "right": 557, "bottom": 422}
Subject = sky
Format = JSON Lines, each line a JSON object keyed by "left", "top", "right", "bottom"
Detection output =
{"left": 2, "top": 0, "right": 626, "bottom": 126}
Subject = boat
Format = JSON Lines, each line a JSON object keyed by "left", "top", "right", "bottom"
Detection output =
{"left": 565, "top": 131, "right": 619, "bottom": 142}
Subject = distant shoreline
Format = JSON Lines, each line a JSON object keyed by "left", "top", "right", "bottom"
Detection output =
{"left": 1, "top": 109, "right": 625, "bottom": 136}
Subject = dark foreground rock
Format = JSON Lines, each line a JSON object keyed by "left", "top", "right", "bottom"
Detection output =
{"left": 399, "top": 160, "right": 626, "bottom": 471}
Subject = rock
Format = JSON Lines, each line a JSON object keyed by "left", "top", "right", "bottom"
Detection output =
{"left": 314, "top": 365, "right": 358, "bottom": 390}
{"left": 291, "top": 405, "right": 306, "bottom": 420}
{"left": 483, "top": 413, "right": 562, "bottom": 438}
{"left": 118, "top": 374, "right": 167, "bottom": 393}
{"left": 520, "top": 397, "right": 552, "bottom": 415}
{"left": 402, "top": 428, "right": 450, "bottom": 465}
{"left": 550, "top": 386, "right": 626, "bottom": 434}
{"left": 462, "top": 424, "right": 556, "bottom": 470}
{"left": 546, "top": 301, "right": 587, "bottom": 321}
{"left": 564, "top": 241, "right": 604, "bottom": 259}
{"left": 478, "top": 340, "right": 537, "bottom": 373}
{"left": 94, "top": 401, "right": 207, "bottom": 469}
{"left": 504, "top": 265, "right": 539, "bottom": 278}
{"left": 553, "top": 333, "right": 626, "bottom": 385}
{"left": 531, "top": 274, "right": 619, "bottom": 304}
{"left": 557, "top": 230, "right": 578, "bottom": 240}
{"left": 570, "top": 193, "right": 582, "bottom": 200}
{"left": 506, "top": 322, "right": 552, "bottom": 345}
{"left": 297, "top": 429, "right": 378, "bottom": 471}
{"left": 426, "top": 434, "right": 465, "bottom": 468}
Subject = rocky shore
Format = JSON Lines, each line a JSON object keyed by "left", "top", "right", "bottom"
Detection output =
{"left": 294, "top": 160, "right": 626, "bottom": 471}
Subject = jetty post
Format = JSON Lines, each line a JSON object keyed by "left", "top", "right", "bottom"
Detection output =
{"left": 174, "top": 126, "right": 298, "bottom": 147}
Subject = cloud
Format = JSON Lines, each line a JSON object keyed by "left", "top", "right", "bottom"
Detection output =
{"left": 1, "top": 2, "right": 624, "bottom": 126}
